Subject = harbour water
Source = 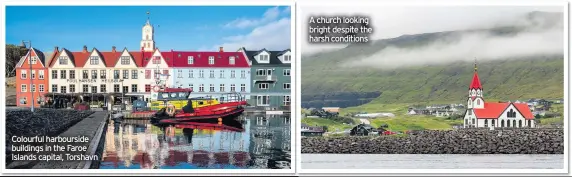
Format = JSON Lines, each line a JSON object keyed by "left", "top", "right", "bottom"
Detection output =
{"left": 302, "top": 154, "right": 564, "bottom": 169}
{"left": 100, "top": 114, "right": 291, "bottom": 169}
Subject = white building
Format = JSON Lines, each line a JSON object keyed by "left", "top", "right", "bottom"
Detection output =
{"left": 463, "top": 63, "right": 535, "bottom": 128}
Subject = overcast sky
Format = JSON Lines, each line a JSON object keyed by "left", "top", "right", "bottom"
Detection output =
{"left": 300, "top": 5, "right": 564, "bottom": 57}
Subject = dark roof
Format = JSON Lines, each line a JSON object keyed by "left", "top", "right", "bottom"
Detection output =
{"left": 301, "top": 123, "right": 309, "bottom": 127}
{"left": 241, "top": 47, "right": 291, "bottom": 66}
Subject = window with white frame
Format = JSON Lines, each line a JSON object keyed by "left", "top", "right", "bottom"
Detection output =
{"left": 70, "top": 84, "right": 76, "bottom": 93}
{"left": 59, "top": 56, "right": 68, "bottom": 65}
{"left": 209, "top": 84, "right": 215, "bottom": 92}
{"left": 39, "top": 84, "right": 44, "bottom": 92}
{"left": 52, "top": 70, "right": 58, "bottom": 79}
{"left": 131, "top": 70, "right": 138, "bottom": 79}
{"left": 177, "top": 70, "right": 182, "bottom": 78}
{"left": 21, "top": 70, "right": 27, "bottom": 79}
{"left": 284, "top": 55, "right": 291, "bottom": 62}
{"left": 220, "top": 84, "right": 225, "bottom": 92}
{"left": 39, "top": 70, "right": 44, "bottom": 79}
{"left": 199, "top": 84, "right": 204, "bottom": 92}
{"left": 283, "top": 96, "right": 290, "bottom": 106}
{"left": 31, "top": 84, "right": 35, "bottom": 92}
{"left": 256, "top": 95, "right": 270, "bottom": 106}
{"left": 209, "top": 70, "right": 215, "bottom": 78}
{"left": 283, "top": 69, "right": 290, "bottom": 76}
{"left": 89, "top": 56, "right": 99, "bottom": 65}
{"left": 283, "top": 83, "right": 290, "bottom": 89}
{"left": 51, "top": 84, "right": 57, "bottom": 92}
{"left": 230, "top": 84, "right": 236, "bottom": 92}
{"left": 30, "top": 56, "right": 38, "bottom": 64}
{"left": 208, "top": 56, "right": 214, "bottom": 65}
{"left": 229, "top": 56, "right": 235, "bottom": 65}
{"left": 220, "top": 70, "right": 225, "bottom": 78}
{"left": 258, "top": 83, "right": 269, "bottom": 89}
{"left": 188, "top": 70, "right": 193, "bottom": 78}
{"left": 230, "top": 70, "right": 236, "bottom": 78}
{"left": 60, "top": 70, "right": 66, "bottom": 79}
{"left": 199, "top": 70, "right": 204, "bottom": 78}
{"left": 241, "top": 84, "right": 246, "bottom": 92}
{"left": 259, "top": 54, "right": 269, "bottom": 61}
{"left": 121, "top": 56, "right": 130, "bottom": 65}
{"left": 241, "top": 70, "right": 246, "bottom": 78}
{"left": 60, "top": 86, "right": 66, "bottom": 93}
{"left": 21, "top": 84, "right": 27, "bottom": 92}
{"left": 31, "top": 70, "right": 35, "bottom": 79}
{"left": 188, "top": 56, "right": 194, "bottom": 64}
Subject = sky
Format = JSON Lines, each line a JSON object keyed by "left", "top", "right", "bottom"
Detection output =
{"left": 299, "top": 5, "right": 564, "bottom": 67}
{"left": 6, "top": 6, "right": 291, "bottom": 53}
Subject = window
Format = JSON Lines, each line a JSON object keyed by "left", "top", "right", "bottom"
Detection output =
{"left": 501, "top": 120, "right": 505, "bottom": 127}
{"left": 145, "top": 70, "right": 151, "bottom": 79}
{"left": 30, "top": 56, "right": 38, "bottom": 64}
{"left": 69, "top": 70, "right": 75, "bottom": 79}
{"left": 283, "top": 69, "right": 290, "bottom": 76}
{"left": 492, "top": 120, "right": 496, "bottom": 127}
{"left": 527, "top": 120, "right": 532, "bottom": 128}
{"left": 52, "top": 70, "right": 57, "bottom": 79}
{"left": 220, "top": 84, "right": 225, "bottom": 92}
{"left": 39, "top": 70, "right": 44, "bottom": 79}
{"left": 90, "top": 56, "right": 99, "bottom": 65}
{"left": 114, "top": 84, "right": 120, "bottom": 93}
{"left": 31, "top": 70, "right": 35, "bottom": 79}
{"left": 31, "top": 84, "right": 35, "bottom": 92}
{"left": 284, "top": 55, "right": 291, "bottom": 62}
{"left": 188, "top": 70, "right": 193, "bottom": 78}
{"left": 267, "top": 69, "right": 272, "bottom": 75}
{"left": 59, "top": 56, "right": 68, "bottom": 65}
{"left": 283, "top": 96, "right": 290, "bottom": 106}
{"left": 208, "top": 56, "right": 214, "bottom": 65}
{"left": 177, "top": 70, "right": 182, "bottom": 78}
{"left": 123, "top": 70, "right": 129, "bottom": 79}
{"left": 507, "top": 109, "right": 516, "bottom": 118}
{"left": 163, "top": 70, "right": 168, "bottom": 75}
{"left": 91, "top": 70, "right": 97, "bottom": 79}
{"left": 199, "top": 70, "right": 204, "bottom": 78}
{"left": 220, "top": 70, "right": 225, "bottom": 78}
{"left": 209, "top": 70, "right": 215, "bottom": 78}
{"left": 91, "top": 86, "right": 97, "bottom": 93}
{"left": 518, "top": 120, "right": 522, "bottom": 128}
{"left": 69, "top": 85, "right": 75, "bottom": 93}
{"left": 51, "top": 84, "right": 57, "bottom": 92}
{"left": 188, "top": 84, "right": 193, "bottom": 90}
{"left": 121, "top": 56, "right": 130, "bottom": 65}
{"left": 241, "top": 70, "right": 246, "bottom": 78}
{"left": 231, "top": 70, "right": 236, "bottom": 78}
{"left": 230, "top": 84, "right": 236, "bottom": 92}
{"left": 114, "top": 70, "right": 120, "bottom": 79}
{"left": 199, "top": 84, "right": 204, "bottom": 92}
{"left": 209, "top": 84, "right": 215, "bottom": 92}
{"left": 82, "top": 84, "right": 89, "bottom": 93}
{"left": 152, "top": 56, "right": 161, "bottom": 64}
{"left": 21, "top": 84, "right": 27, "bottom": 92}
{"left": 468, "top": 110, "right": 472, "bottom": 115}
{"left": 122, "top": 86, "right": 128, "bottom": 93}
{"left": 131, "top": 70, "right": 138, "bottom": 79}
{"left": 153, "top": 70, "right": 160, "bottom": 79}
{"left": 259, "top": 55, "right": 269, "bottom": 61}
{"left": 258, "top": 83, "right": 269, "bottom": 89}
{"left": 60, "top": 70, "right": 67, "bottom": 79}
{"left": 187, "top": 56, "right": 194, "bottom": 64}
{"left": 229, "top": 56, "right": 235, "bottom": 65}
{"left": 256, "top": 69, "right": 266, "bottom": 76}
{"left": 38, "top": 84, "right": 44, "bottom": 92}
{"left": 82, "top": 70, "right": 88, "bottom": 79}
{"left": 21, "top": 70, "right": 27, "bottom": 79}
{"left": 60, "top": 86, "right": 66, "bottom": 93}
{"left": 131, "top": 84, "right": 138, "bottom": 92}
{"left": 283, "top": 83, "right": 291, "bottom": 89}
{"left": 513, "top": 120, "right": 516, "bottom": 128}
{"left": 484, "top": 119, "right": 488, "bottom": 127}
{"left": 477, "top": 99, "right": 480, "bottom": 105}
{"left": 100, "top": 84, "right": 106, "bottom": 93}
{"left": 241, "top": 84, "right": 246, "bottom": 92}
{"left": 100, "top": 70, "right": 106, "bottom": 79}
{"left": 256, "top": 95, "right": 270, "bottom": 106}
{"left": 145, "top": 84, "right": 151, "bottom": 92}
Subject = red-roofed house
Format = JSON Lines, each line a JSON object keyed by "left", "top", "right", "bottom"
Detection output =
{"left": 165, "top": 47, "right": 251, "bottom": 101}
{"left": 15, "top": 47, "right": 58, "bottom": 107}
{"left": 464, "top": 62, "right": 535, "bottom": 128}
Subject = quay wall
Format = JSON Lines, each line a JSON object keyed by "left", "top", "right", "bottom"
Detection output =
{"left": 301, "top": 129, "right": 564, "bottom": 154}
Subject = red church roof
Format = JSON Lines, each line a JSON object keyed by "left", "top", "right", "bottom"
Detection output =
{"left": 469, "top": 71, "right": 482, "bottom": 90}
{"left": 473, "top": 102, "right": 534, "bottom": 120}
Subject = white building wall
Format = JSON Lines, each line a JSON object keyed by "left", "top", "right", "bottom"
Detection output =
{"left": 142, "top": 50, "right": 171, "bottom": 100}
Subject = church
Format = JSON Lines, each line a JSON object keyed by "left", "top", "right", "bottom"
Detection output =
{"left": 463, "top": 62, "right": 535, "bottom": 128}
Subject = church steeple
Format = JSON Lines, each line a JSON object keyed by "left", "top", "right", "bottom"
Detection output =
{"left": 469, "top": 60, "right": 482, "bottom": 90}
{"left": 468, "top": 59, "right": 484, "bottom": 109}
{"left": 140, "top": 11, "right": 155, "bottom": 52}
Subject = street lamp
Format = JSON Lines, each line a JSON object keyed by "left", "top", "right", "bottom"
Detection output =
{"left": 19, "top": 40, "right": 34, "bottom": 112}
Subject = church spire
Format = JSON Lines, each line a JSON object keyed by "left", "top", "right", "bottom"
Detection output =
{"left": 474, "top": 58, "right": 477, "bottom": 72}
{"left": 146, "top": 11, "right": 151, "bottom": 25}
{"left": 469, "top": 59, "right": 482, "bottom": 90}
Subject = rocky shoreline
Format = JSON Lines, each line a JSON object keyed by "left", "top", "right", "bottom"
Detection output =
{"left": 302, "top": 128, "right": 564, "bottom": 154}
{"left": 6, "top": 108, "right": 95, "bottom": 165}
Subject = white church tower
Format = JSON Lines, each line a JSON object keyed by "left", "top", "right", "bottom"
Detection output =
{"left": 140, "top": 11, "right": 155, "bottom": 52}
{"left": 465, "top": 61, "right": 484, "bottom": 128}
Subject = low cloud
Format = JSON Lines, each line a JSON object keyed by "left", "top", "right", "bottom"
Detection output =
{"left": 212, "top": 18, "right": 291, "bottom": 51}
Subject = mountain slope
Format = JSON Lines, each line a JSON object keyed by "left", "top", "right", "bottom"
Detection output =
{"left": 301, "top": 11, "right": 564, "bottom": 105}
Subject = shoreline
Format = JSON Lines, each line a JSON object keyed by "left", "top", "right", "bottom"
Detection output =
{"left": 301, "top": 128, "right": 564, "bottom": 154}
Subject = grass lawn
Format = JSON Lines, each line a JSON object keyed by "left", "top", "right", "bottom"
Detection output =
{"left": 538, "top": 117, "right": 564, "bottom": 126}
{"left": 301, "top": 117, "right": 354, "bottom": 132}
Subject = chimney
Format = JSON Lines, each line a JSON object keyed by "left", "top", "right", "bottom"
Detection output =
{"left": 219, "top": 47, "right": 224, "bottom": 52}
{"left": 112, "top": 46, "right": 116, "bottom": 52}
{"left": 83, "top": 45, "right": 88, "bottom": 53}
{"left": 54, "top": 46, "right": 59, "bottom": 51}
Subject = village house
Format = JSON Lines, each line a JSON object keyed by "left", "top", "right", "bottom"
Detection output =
{"left": 301, "top": 123, "right": 325, "bottom": 137}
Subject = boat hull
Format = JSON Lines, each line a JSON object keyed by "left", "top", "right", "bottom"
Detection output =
{"left": 151, "top": 107, "right": 244, "bottom": 124}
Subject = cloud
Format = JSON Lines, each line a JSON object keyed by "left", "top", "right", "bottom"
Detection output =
{"left": 213, "top": 18, "right": 291, "bottom": 51}
{"left": 224, "top": 6, "right": 287, "bottom": 29}
{"left": 300, "top": 5, "right": 563, "bottom": 56}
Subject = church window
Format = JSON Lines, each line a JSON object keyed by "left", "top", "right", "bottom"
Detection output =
{"left": 492, "top": 119, "right": 495, "bottom": 127}
{"left": 472, "top": 119, "right": 475, "bottom": 125}
{"left": 507, "top": 120, "right": 511, "bottom": 127}
{"left": 146, "top": 35, "right": 149, "bottom": 40}
{"left": 476, "top": 99, "right": 480, "bottom": 105}
{"left": 507, "top": 109, "right": 516, "bottom": 118}
{"left": 527, "top": 120, "right": 531, "bottom": 127}
{"left": 464, "top": 119, "right": 468, "bottom": 125}
{"left": 513, "top": 120, "right": 516, "bottom": 128}
{"left": 484, "top": 119, "right": 488, "bottom": 127}
{"left": 501, "top": 120, "right": 505, "bottom": 127}
{"left": 518, "top": 120, "right": 522, "bottom": 128}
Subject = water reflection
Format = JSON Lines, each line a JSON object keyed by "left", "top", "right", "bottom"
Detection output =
{"left": 100, "top": 114, "right": 291, "bottom": 169}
